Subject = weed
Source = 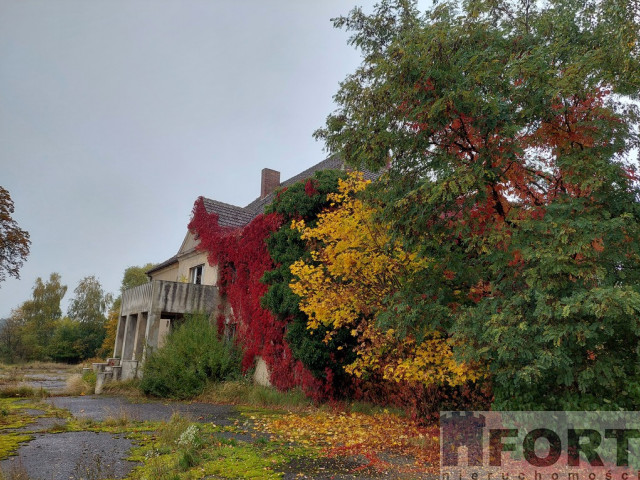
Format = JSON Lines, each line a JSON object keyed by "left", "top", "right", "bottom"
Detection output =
{"left": 0, "top": 460, "right": 30, "bottom": 480}
{"left": 72, "top": 452, "right": 116, "bottom": 480}
{"left": 103, "top": 406, "right": 137, "bottom": 428}
{"left": 81, "top": 369, "right": 96, "bottom": 388}
{"left": 157, "top": 413, "right": 191, "bottom": 446}
{"left": 45, "top": 422, "right": 68, "bottom": 433}
{"left": 74, "top": 417, "right": 96, "bottom": 430}
{"left": 64, "top": 373, "right": 95, "bottom": 396}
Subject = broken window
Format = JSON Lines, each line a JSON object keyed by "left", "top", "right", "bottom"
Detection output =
{"left": 189, "top": 264, "right": 204, "bottom": 284}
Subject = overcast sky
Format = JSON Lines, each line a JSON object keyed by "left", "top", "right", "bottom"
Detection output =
{"left": 0, "top": 0, "right": 415, "bottom": 317}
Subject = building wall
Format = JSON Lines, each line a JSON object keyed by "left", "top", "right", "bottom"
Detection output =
{"left": 149, "top": 232, "right": 218, "bottom": 285}
{"left": 176, "top": 250, "right": 218, "bottom": 285}
{"left": 150, "top": 263, "right": 179, "bottom": 282}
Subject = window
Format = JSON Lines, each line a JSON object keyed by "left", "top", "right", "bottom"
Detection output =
{"left": 189, "top": 264, "right": 204, "bottom": 284}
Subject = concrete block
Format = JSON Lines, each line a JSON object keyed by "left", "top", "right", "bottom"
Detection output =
{"left": 253, "top": 356, "right": 272, "bottom": 387}
{"left": 95, "top": 371, "right": 113, "bottom": 395}
{"left": 92, "top": 363, "right": 107, "bottom": 374}
{"left": 120, "top": 360, "right": 139, "bottom": 381}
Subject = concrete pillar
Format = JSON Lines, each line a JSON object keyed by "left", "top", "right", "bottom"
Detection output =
{"left": 142, "top": 311, "right": 159, "bottom": 361}
{"left": 132, "top": 312, "right": 148, "bottom": 361}
{"left": 121, "top": 314, "right": 138, "bottom": 361}
{"left": 113, "top": 315, "right": 127, "bottom": 358}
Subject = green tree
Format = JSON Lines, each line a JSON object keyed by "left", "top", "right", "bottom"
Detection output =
{"left": 48, "top": 317, "right": 86, "bottom": 363}
{"left": 261, "top": 170, "right": 357, "bottom": 388}
{"left": 0, "top": 308, "right": 28, "bottom": 362}
{"left": 67, "top": 275, "right": 113, "bottom": 359}
{"left": 20, "top": 273, "right": 67, "bottom": 359}
{"left": 0, "top": 186, "right": 30, "bottom": 285}
{"left": 317, "top": 0, "right": 640, "bottom": 409}
{"left": 120, "top": 263, "right": 154, "bottom": 293}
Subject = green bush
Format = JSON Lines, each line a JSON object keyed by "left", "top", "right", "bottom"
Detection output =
{"left": 140, "top": 314, "right": 241, "bottom": 399}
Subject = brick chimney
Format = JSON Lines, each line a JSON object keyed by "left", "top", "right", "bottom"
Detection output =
{"left": 261, "top": 168, "right": 280, "bottom": 198}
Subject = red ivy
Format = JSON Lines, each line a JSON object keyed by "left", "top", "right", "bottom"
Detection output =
{"left": 188, "top": 197, "right": 330, "bottom": 398}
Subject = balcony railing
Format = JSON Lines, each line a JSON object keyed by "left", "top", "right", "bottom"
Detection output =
{"left": 120, "top": 280, "right": 218, "bottom": 316}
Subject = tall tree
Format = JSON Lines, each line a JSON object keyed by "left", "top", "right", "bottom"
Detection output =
{"left": 20, "top": 273, "right": 67, "bottom": 358}
{"left": 0, "top": 308, "right": 27, "bottom": 362}
{"left": 67, "top": 275, "right": 113, "bottom": 359}
{"left": 0, "top": 186, "right": 30, "bottom": 285}
{"left": 317, "top": 0, "right": 640, "bottom": 409}
{"left": 120, "top": 263, "right": 154, "bottom": 293}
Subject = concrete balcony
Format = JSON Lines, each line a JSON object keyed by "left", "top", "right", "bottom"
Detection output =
{"left": 112, "top": 280, "right": 219, "bottom": 380}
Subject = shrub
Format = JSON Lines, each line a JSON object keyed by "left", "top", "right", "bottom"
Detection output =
{"left": 140, "top": 314, "right": 241, "bottom": 399}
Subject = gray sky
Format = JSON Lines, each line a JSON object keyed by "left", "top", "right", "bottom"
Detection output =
{"left": 0, "top": 0, "right": 395, "bottom": 317}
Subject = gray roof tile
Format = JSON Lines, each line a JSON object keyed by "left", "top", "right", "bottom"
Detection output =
{"left": 201, "top": 198, "right": 255, "bottom": 228}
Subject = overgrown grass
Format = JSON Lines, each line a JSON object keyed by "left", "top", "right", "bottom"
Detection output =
{"left": 63, "top": 371, "right": 96, "bottom": 396}
{"left": 100, "top": 378, "right": 144, "bottom": 398}
{"left": 127, "top": 413, "right": 314, "bottom": 480}
{"left": 198, "top": 380, "right": 312, "bottom": 411}
{"left": 0, "top": 386, "right": 47, "bottom": 399}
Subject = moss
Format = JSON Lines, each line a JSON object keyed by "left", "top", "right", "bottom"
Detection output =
{"left": 0, "top": 432, "right": 32, "bottom": 459}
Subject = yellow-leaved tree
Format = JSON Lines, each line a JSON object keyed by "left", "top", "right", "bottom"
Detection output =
{"left": 290, "top": 173, "right": 480, "bottom": 386}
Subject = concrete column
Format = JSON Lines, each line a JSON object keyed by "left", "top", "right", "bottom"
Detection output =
{"left": 142, "top": 311, "right": 159, "bottom": 361}
{"left": 113, "top": 315, "right": 127, "bottom": 358}
{"left": 121, "top": 314, "right": 138, "bottom": 361}
{"left": 132, "top": 312, "right": 148, "bottom": 361}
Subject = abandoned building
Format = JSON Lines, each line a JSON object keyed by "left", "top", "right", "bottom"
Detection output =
{"left": 96, "top": 156, "right": 367, "bottom": 388}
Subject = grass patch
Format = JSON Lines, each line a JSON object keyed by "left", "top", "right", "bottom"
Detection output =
{"left": 198, "top": 380, "right": 312, "bottom": 411}
{"left": 63, "top": 374, "right": 93, "bottom": 396}
{"left": 100, "top": 379, "right": 143, "bottom": 398}
{"left": 127, "top": 414, "right": 315, "bottom": 480}
{"left": 0, "top": 386, "right": 47, "bottom": 399}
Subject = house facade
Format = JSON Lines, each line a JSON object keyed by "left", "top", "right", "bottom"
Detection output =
{"left": 101, "top": 156, "right": 373, "bottom": 386}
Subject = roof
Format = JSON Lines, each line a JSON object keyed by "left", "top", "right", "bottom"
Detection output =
{"left": 146, "top": 255, "right": 178, "bottom": 275}
{"left": 243, "top": 155, "right": 380, "bottom": 217}
{"left": 152, "top": 156, "right": 381, "bottom": 271}
{"left": 202, "top": 198, "right": 255, "bottom": 228}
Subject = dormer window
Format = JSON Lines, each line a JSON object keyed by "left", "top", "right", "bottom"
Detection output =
{"left": 189, "top": 264, "right": 204, "bottom": 285}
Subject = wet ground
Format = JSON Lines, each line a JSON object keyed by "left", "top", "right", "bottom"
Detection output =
{"left": 2, "top": 431, "right": 137, "bottom": 480}
{"left": 2, "top": 395, "right": 245, "bottom": 480}
{"left": 0, "top": 355, "right": 433, "bottom": 480}
{"left": 47, "top": 395, "right": 241, "bottom": 425}
{"left": 1, "top": 394, "right": 421, "bottom": 480}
